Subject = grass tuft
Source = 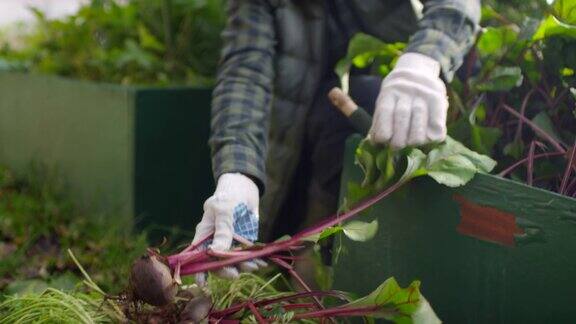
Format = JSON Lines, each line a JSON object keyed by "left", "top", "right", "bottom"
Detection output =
{"left": 0, "top": 288, "right": 112, "bottom": 324}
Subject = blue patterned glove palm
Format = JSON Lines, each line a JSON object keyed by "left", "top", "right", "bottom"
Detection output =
{"left": 192, "top": 173, "right": 265, "bottom": 282}
{"left": 233, "top": 203, "right": 259, "bottom": 242}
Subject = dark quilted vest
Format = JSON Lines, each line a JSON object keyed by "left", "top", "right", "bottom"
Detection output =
{"left": 261, "top": 0, "right": 418, "bottom": 234}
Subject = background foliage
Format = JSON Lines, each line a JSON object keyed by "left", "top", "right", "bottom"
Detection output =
{"left": 339, "top": 0, "right": 576, "bottom": 198}
{"left": 0, "top": 0, "right": 225, "bottom": 85}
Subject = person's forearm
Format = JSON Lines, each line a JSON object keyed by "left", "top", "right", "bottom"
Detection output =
{"left": 209, "top": 0, "right": 276, "bottom": 193}
{"left": 405, "top": 0, "right": 481, "bottom": 81}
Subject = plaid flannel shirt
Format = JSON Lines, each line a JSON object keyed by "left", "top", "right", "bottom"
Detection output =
{"left": 209, "top": 0, "right": 481, "bottom": 192}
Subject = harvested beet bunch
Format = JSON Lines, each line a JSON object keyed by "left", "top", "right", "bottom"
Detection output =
{"left": 122, "top": 90, "right": 494, "bottom": 321}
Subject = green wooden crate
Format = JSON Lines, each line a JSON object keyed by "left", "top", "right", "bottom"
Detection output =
{"left": 333, "top": 135, "right": 576, "bottom": 323}
{"left": 0, "top": 72, "right": 214, "bottom": 237}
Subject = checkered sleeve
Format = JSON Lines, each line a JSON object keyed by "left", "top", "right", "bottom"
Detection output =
{"left": 405, "top": 0, "right": 481, "bottom": 81}
{"left": 209, "top": 0, "right": 276, "bottom": 193}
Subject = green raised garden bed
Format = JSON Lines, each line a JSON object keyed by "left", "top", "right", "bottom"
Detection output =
{"left": 0, "top": 72, "right": 213, "bottom": 237}
{"left": 334, "top": 135, "right": 576, "bottom": 323}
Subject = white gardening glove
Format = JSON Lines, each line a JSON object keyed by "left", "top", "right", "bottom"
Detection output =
{"left": 192, "top": 172, "right": 265, "bottom": 283}
{"left": 369, "top": 52, "right": 449, "bottom": 148}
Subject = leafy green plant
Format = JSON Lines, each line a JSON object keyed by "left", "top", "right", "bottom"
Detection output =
{"left": 455, "top": 0, "right": 576, "bottom": 197}
{"left": 343, "top": 136, "right": 496, "bottom": 208}
{"left": 0, "top": 0, "right": 225, "bottom": 86}
{"left": 482, "top": 0, "right": 550, "bottom": 25}
{"left": 0, "top": 250, "right": 126, "bottom": 323}
{"left": 0, "top": 164, "right": 148, "bottom": 294}
{"left": 0, "top": 288, "right": 119, "bottom": 324}
{"left": 207, "top": 277, "right": 434, "bottom": 323}
{"left": 336, "top": 0, "right": 576, "bottom": 198}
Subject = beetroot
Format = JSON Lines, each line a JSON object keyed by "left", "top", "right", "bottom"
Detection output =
{"left": 130, "top": 253, "right": 178, "bottom": 306}
{"left": 180, "top": 295, "right": 212, "bottom": 322}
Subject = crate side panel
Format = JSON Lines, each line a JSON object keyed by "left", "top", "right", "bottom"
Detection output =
{"left": 0, "top": 73, "right": 134, "bottom": 217}
{"left": 334, "top": 135, "right": 576, "bottom": 323}
{"left": 134, "top": 88, "right": 214, "bottom": 239}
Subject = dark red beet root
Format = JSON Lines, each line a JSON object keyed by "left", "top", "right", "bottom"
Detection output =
{"left": 131, "top": 254, "right": 178, "bottom": 306}
{"left": 180, "top": 294, "right": 212, "bottom": 322}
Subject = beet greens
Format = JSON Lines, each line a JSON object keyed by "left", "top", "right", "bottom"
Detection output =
{"left": 126, "top": 122, "right": 495, "bottom": 322}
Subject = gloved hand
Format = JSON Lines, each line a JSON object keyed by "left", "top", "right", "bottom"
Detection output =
{"left": 192, "top": 172, "right": 265, "bottom": 283}
{"left": 369, "top": 52, "right": 449, "bottom": 148}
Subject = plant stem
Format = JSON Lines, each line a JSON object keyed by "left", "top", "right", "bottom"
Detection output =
{"left": 566, "top": 177, "right": 576, "bottom": 196}
{"left": 463, "top": 46, "right": 478, "bottom": 101}
{"left": 170, "top": 236, "right": 261, "bottom": 267}
{"left": 296, "top": 180, "right": 405, "bottom": 240}
{"left": 485, "top": 5, "right": 514, "bottom": 25}
{"left": 180, "top": 231, "right": 213, "bottom": 254}
{"left": 67, "top": 249, "right": 126, "bottom": 321}
{"left": 279, "top": 303, "right": 316, "bottom": 311}
{"left": 246, "top": 301, "right": 267, "bottom": 324}
{"left": 535, "top": 86, "right": 554, "bottom": 108}
{"left": 514, "top": 88, "right": 535, "bottom": 142}
{"left": 488, "top": 96, "right": 506, "bottom": 127}
{"left": 257, "top": 291, "right": 349, "bottom": 307}
{"left": 179, "top": 179, "right": 406, "bottom": 274}
{"left": 527, "top": 141, "right": 536, "bottom": 186}
{"left": 559, "top": 141, "right": 576, "bottom": 194}
{"left": 293, "top": 305, "right": 385, "bottom": 319}
{"left": 174, "top": 262, "right": 182, "bottom": 284}
{"left": 269, "top": 257, "right": 327, "bottom": 316}
{"left": 210, "top": 291, "right": 347, "bottom": 319}
{"left": 498, "top": 152, "right": 565, "bottom": 177}
{"left": 501, "top": 104, "right": 565, "bottom": 153}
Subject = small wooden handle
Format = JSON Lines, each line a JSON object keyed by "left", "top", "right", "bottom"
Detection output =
{"left": 327, "top": 87, "right": 373, "bottom": 135}
{"left": 328, "top": 87, "right": 358, "bottom": 117}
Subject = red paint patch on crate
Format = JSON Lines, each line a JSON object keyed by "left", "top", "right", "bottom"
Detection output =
{"left": 453, "top": 195, "right": 524, "bottom": 247}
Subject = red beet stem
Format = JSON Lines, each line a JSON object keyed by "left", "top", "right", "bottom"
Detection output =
{"left": 269, "top": 257, "right": 326, "bottom": 314}
{"left": 502, "top": 104, "right": 566, "bottom": 153}
{"left": 232, "top": 234, "right": 254, "bottom": 246}
{"left": 180, "top": 231, "right": 214, "bottom": 254}
{"left": 294, "top": 298, "right": 419, "bottom": 320}
{"left": 280, "top": 303, "right": 317, "bottom": 311}
{"left": 169, "top": 244, "right": 263, "bottom": 267}
{"left": 207, "top": 250, "right": 257, "bottom": 258}
{"left": 293, "top": 305, "right": 386, "bottom": 319}
{"left": 560, "top": 141, "right": 576, "bottom": 194}
{"left": 177, "top": 179, "right": 405, "bottom": 275}
{"left": 498, "top": 152, "right": 565, "bottom": 177}
{"left": 168, "top": 250, "right": 211, "bottom": 267}
{"left": 210, "top": 291, "right": 349, "bottom": 319}
{"left": 247, "top": 301, "right": 267, "bottom": 324}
